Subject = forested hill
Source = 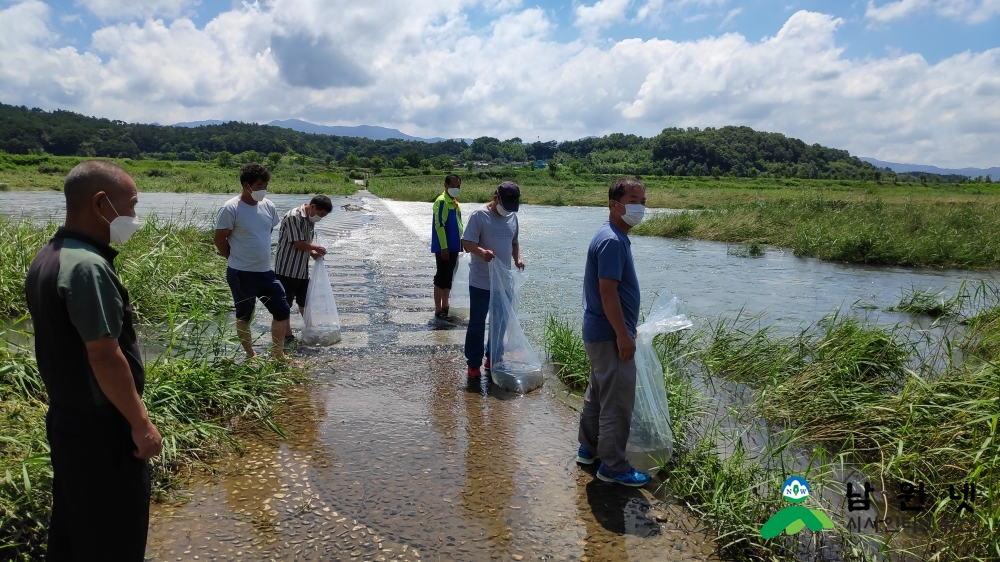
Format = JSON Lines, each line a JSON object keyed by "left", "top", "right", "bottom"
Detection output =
{"left": 1, "top": 102, "right": 881, "bottom": 179}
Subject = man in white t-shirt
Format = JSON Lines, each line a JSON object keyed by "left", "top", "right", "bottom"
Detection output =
{"left": 213, "top": 163, "right": 289, "bottom": 359}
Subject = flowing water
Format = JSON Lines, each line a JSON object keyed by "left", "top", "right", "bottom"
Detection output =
{"left": 3, "top": 191, "right": 997, "bottom": 561}
{"left": 4, "top": 192, "right": 994, "bottom": 335}
{"left": 381, "top": 200, "right": 999, "bottom": 340}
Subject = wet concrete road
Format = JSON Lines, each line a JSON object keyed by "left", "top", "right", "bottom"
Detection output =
{"left": 145, "top": 195, "right": 718, "bottom": 562}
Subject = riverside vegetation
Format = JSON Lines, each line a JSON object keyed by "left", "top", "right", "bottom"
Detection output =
{"left": 544, "top": 283, "right": 1000, "bottom": 562}
{"left": 4, "top": 151, "right": 999, "bottom": 270}
{"left": 0, "top": 215, "right": 303, "bottom": 561}
{"left": 633, "top": 195, "right": 1000, "bottom": 269}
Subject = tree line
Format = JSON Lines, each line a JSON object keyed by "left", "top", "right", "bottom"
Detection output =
{"left": 0, "top": 102, "right": 914, "bottom": 180}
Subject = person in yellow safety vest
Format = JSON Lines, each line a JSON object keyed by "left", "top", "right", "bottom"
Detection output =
{"left": 431, "top": 174, "right": 464, "bottom": 319}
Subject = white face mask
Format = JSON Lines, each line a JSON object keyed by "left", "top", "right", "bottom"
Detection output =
{"left": 103, "top": 197, "right": 141, "bottom": 244}
{"left": 249, "top": 188, "right": 267, "bottom": 202}
{"left": 447, "top": 187, "right": 461, "bottom": 198}
{"left": 619, "top": 203, "right": 645, "bottom": 226}
{"left": 308, "top": 214, "right": 322, "bottom": 223}
{"left": 496, "top": 200, "right": 512, "bottom": 217}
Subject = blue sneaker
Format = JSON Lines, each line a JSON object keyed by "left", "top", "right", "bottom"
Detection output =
{"left": 576, "top": 446, "right": 596, "bottom": 465}
{"left": 596, "top": 464, "right": 651, "bottom": 487}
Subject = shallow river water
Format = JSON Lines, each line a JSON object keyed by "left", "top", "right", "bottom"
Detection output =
{"left": 382, "top": 200, "right": 1000, "bottom": 342}
{"left": 4, "top": 191, "right": 996, "bottom": 335}
{"left": 2, "top": 191, "right": 996, "bottom": 561}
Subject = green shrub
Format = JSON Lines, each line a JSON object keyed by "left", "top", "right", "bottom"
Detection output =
{"left": 35, "top": 164, "right": 66, "bottom": 175}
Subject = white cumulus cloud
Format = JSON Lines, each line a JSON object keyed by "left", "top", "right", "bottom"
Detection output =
{"left": 75, "top": 0, "right": 202, "bottom": 20}
{"left": 575, "top": 0, "right": 633, "bottom": 33}
{"left": 0, "top": 1, "right": 998, "bottom": 167}
{"left": 866, "top": 0, "right": 1000, "bottom": 24}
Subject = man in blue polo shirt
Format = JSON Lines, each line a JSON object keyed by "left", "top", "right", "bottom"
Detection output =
{"left": 575, "top": 177, "right": 650, "bottom": 487}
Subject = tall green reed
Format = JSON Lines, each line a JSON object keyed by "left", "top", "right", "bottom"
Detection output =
{"left": 0, "top": 217, "right": 56, "bottom": 317}
{"left": 543, "top": 290, "right": 1000, "bottom": 560}
{"left": 543, "top": 316, "right": 591, "bottom": 391}
{"left": 0, "top": 214, "right": 232, "bottom": 323}
{"left": 117, "top": 214, "right": 232, "bottom": 323}
{"left": 888, "top": 284, "right": 967, "bottom": 318}
{"left": 0, "top": 328, "right": 50, "bottom": 561}
{"left": 634, "top": 195, "right": 1000, "bottom": 269}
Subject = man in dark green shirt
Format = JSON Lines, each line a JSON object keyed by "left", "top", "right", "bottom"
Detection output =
{"left": 26, "top": 160, "right": 162, "bottom": 561}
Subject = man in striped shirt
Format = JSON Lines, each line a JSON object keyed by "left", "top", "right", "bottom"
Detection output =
{"left": 275, "top": 195, "right": 333, "bottom": 339}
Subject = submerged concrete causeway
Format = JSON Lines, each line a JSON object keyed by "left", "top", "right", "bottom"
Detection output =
{"left": 145, "top": 194, "right": 717, "bottom": 562}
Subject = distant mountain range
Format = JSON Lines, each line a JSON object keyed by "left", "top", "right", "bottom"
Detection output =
{"left": 172, "top": 119, "right": 226, "bottom": 127}
{"left": 172, "top": 118, "right": 471, "bottom": 143}
{"left": 861, "top": 157, "right": 998, "bottom": 178}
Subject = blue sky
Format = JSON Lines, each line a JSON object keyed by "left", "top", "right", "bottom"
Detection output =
{"left": 2, "top": 0, "right": 998, "bottom": 166}
{"left": 43, "top": 0, "right": 999, "bottom": 64}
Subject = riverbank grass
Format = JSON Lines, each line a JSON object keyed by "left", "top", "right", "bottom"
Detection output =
{"left": 543, "top": 297, "right": 1000, "bottom": 561}
{"left": 0, "top": 215, "right": 305, "bottom": 560}
{"left": 634, "top": 196, "right": 1000, "bottom": 269}
{"left": 0, "top": 214, "right": 232, "bottom": 321}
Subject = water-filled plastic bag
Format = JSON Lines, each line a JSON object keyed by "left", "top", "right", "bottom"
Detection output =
{"left": 626, "top": 292, "right": 692, "bottom": 473}
{"left": 488, "top": 260, "right": 542, "bottom": 393}
{"left": 301, "top": 256, "right": 342, "bottom": 345}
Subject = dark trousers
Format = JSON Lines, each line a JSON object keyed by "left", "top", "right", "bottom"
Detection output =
{"left": 578, "top": 340, "right": 637, "bottom": 475}
{"left": 277, "top": 274, "right": 309, "bottom": 308}
{"left": 433, "top": 251, "right": 459, "bottom": 290}
{"left": 46, "top": 406, "right": 151, "bottom": 562}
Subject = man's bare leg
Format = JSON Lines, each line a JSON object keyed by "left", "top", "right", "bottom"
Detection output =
{"left": 284, "top": 306, "right": 294, "bottom": 338}
{"left": 271, "top": 319, "right": 288, "bottom": 359}
{"left": 285, "top": 306, "right": 305, "bottom": 339}
{"left": 236, "top": 319, "right": 256, "bottom": 358}
{"left": 441, "top": 288, "right": 451, "bottom": 312}
{"left": 434, "top": 286, "right": 444, "bottom": 314}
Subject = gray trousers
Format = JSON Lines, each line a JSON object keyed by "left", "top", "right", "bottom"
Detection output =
{"left": 578, "top": 339, "right": 637, "bottom": 475}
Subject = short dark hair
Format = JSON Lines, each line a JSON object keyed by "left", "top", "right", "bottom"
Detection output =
{"left": 239, "top": 163, "right": 271, "bottom": 186}
{"left": 444, "top": 174, "right": 461, "bottom": 187}
{"left": 608, "top": 177, "right": 645, "bottom": 201}
{"left": 64, "top": 160, "right": 132, "bottom": 212}
{"left": 310, "top": 195, "right": 333, "bottom": 213}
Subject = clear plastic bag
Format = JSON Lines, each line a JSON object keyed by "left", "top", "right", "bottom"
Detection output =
{"left": 488, "top": 260, "right": 543, "bottom": 393}
{"left": 449, "top": 252, "right": 471, "bottom": 314}
{"left": 301, "top": 256, "right": 342, "bottom": 345}
{"left": 626, "top": 291, "right": 692, "bottom": 473}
